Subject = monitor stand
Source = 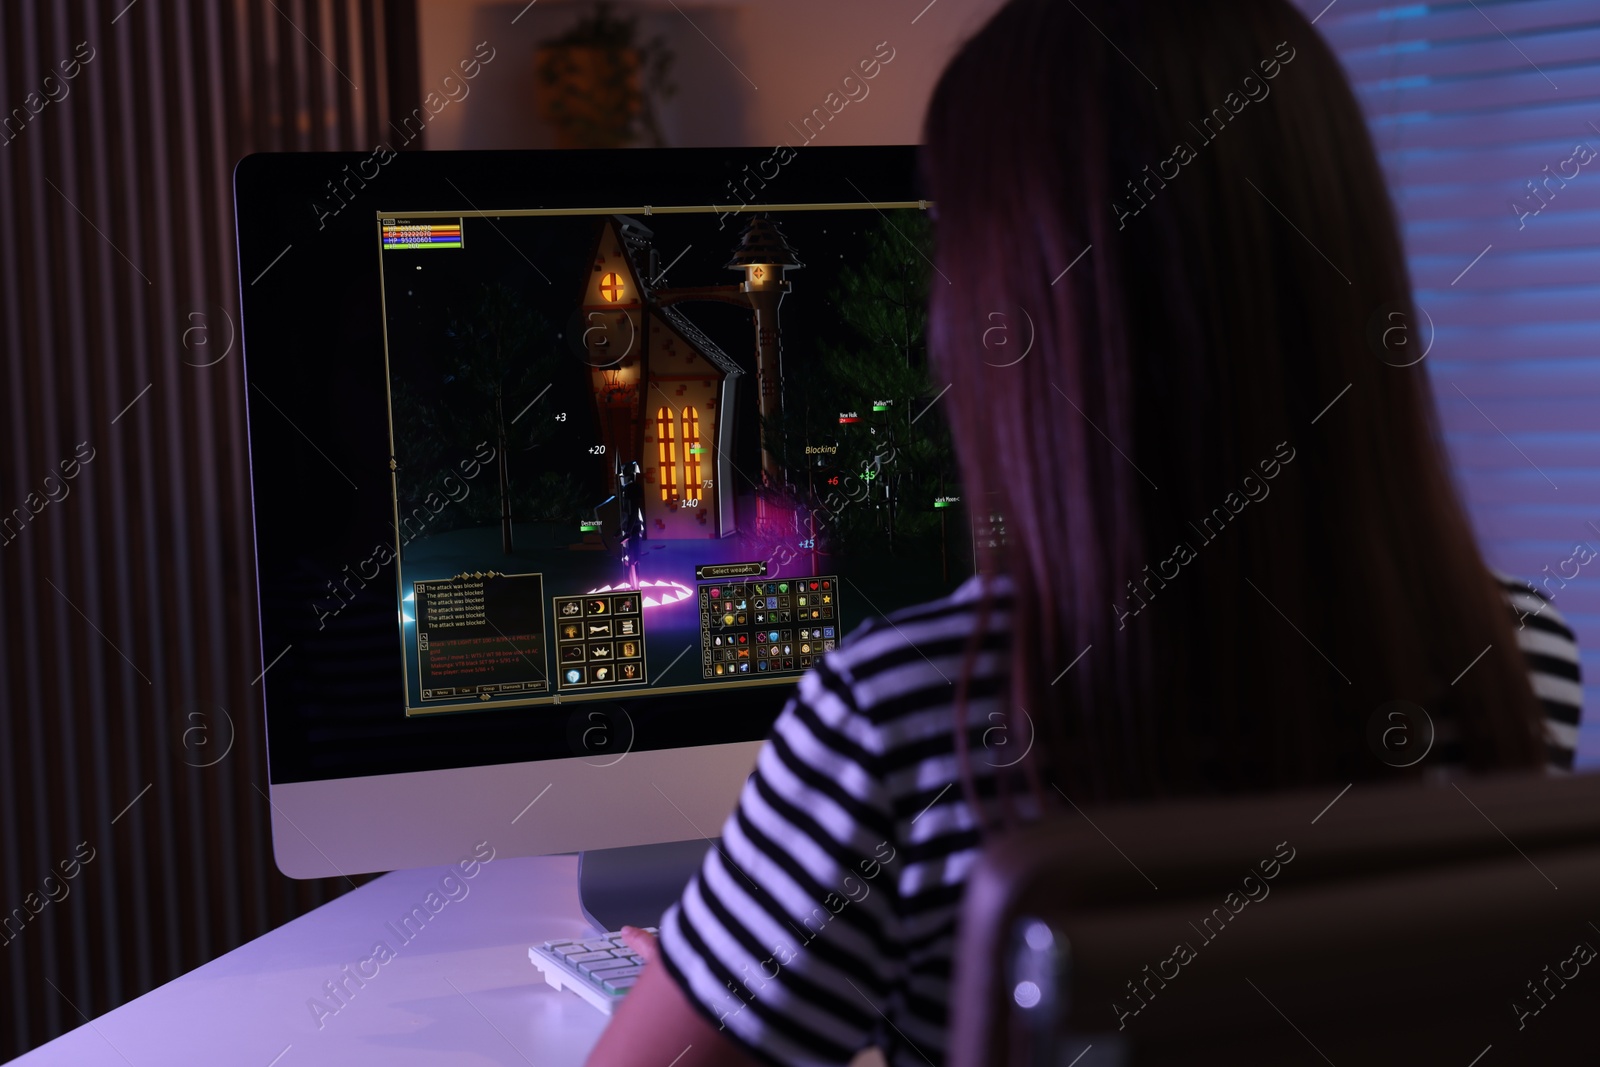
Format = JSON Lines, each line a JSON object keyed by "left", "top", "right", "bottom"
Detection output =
{"left": 577, "top": 839, "right": 715, "bottom": 932}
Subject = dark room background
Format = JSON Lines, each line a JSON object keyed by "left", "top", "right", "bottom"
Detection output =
{"left": 3, "top": 0, "right": 1599, "bottom": 1059}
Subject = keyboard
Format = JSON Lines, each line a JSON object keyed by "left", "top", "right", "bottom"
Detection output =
{"left": 529, "top": 928, "right": 655, "bottom": 1014}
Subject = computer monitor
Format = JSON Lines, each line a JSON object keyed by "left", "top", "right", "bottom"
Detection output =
{"left": 237, "top": 146, "right": 972, "bottom": 924}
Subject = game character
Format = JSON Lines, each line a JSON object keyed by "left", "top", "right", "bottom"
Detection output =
{"left": 616, "top": 459, "right": 645, "bottom": 588}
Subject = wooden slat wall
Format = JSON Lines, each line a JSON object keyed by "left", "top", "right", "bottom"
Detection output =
{"left": 0, "top": 1, "right": 417, "bottom": 1056}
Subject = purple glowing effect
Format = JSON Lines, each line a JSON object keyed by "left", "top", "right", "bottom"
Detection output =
{"left": 587, "top": 577, "right": 694, "bottom": 608}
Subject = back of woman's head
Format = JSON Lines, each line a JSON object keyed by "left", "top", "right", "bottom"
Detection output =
{"left": 922, "top": 0, "right": 1545, "bottom": 802}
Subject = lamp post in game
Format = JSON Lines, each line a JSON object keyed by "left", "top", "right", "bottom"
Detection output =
{"left": 725, "top": 215, "right": 803, "bottom": 529}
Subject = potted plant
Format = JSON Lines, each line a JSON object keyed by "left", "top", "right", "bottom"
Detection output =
{"left": 535, "top": 3, "right": 676, "bottom": 149}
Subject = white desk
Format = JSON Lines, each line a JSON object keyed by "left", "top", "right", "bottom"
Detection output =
{"left": 14, "top": 855, "right": 610, "bottom": 1066}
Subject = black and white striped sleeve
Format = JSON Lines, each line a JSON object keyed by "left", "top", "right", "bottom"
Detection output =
{"left": 1498, "top": 575, "right": 1584, "bottom": 772}
{"left": 658, "top": 645, "right": 905, "bottom": 1067}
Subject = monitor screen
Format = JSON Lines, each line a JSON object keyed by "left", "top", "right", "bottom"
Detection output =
{"left": 238, "top": 147, "right": 972, "bottom": 874}
{"left": 379, "top": 202, "right": 962, "bottom": 714}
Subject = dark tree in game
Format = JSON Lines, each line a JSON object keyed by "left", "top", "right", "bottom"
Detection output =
{"left": 393, "top": 283, "right": 581, "bottom": 552}
{"left": 769, "top": 211, "right": 953, "bottom": 561}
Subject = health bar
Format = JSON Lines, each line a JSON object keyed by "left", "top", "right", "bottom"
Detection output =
{"left": 382, "top": 221, "right": 464, "bottom": 250}
{"left": 838, "top": 415, "right": 860, "bottom": 424}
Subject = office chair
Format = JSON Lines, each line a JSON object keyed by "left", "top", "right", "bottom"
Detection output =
{"left": 949, "top": 771, "right": 1600, "bottom": 1066}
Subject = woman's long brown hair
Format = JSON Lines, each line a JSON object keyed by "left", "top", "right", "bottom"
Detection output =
{"left": 924, "top": 0, "right": 1546, "bottom": 815}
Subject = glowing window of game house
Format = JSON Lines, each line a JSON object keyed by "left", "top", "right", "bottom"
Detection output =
{"left": 657, "top": 406, "right": 678, "bottom": 501}
{"left": 600, "top": 271, "right": 624, "bottom": 302}
{"left": 683, "top": 408, "right": 702, "bottom": 502}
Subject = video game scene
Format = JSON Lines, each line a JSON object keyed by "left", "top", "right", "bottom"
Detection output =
{"left": 377, "top": 203, "right": 971, "bottom": 715}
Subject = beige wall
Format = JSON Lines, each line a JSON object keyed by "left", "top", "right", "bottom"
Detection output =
{"left": 416, "top": 0, "right": 1007, "bottom": 151}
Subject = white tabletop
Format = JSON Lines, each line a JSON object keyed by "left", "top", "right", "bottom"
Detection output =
{"left": 12, "top": 854, "right": 612, "bottom": 1066}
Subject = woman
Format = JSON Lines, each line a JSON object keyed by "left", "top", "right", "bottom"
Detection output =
{"left": 587, "top": 0, "right": 1583, "bottom": 1063}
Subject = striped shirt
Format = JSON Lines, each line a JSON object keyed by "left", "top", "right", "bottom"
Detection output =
{"left": 658, "top": 571, "right": 1583, "bottom": 1067}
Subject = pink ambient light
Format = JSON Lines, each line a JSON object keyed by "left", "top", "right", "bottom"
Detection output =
{"left": 586, "top": 577, "right": 694, "bottom": 608}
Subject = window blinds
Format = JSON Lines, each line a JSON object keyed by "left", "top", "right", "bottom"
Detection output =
{"left": 1301, "top": 0, "right": 1600, "bottom": 766}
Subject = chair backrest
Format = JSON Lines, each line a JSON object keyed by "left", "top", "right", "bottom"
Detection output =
{"left": 950, "top": 771, "right": 1600, "bottom": 1066}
